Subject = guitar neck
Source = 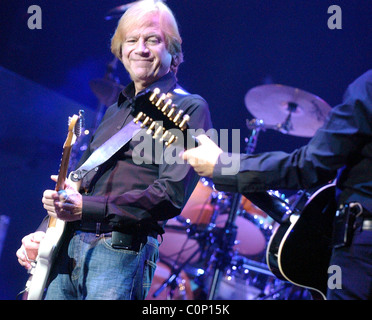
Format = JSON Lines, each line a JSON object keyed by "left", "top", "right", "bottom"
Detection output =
{"left": 48, "top": 145, "right": 72, "bottom": 228}
{"left": 56, "top": 145, "right": 72, "bottom": 191}
{"left": 247, "top": 191, "right": 291, "bottom": 223}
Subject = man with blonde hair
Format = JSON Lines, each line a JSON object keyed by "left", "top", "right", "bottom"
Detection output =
{"left": 17, "top": 0, "right": 212, "bottom": 300}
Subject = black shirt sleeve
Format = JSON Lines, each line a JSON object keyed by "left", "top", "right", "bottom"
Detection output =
{"left": 213, "top": 70, "right": 372, "bottom": 210}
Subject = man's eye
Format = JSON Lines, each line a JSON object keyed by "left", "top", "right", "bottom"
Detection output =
{"left": 147, "top": 37, "right": 160, "bottom": 44}
{"left": 125, "top": 39, "right": 137, "bottom": 44}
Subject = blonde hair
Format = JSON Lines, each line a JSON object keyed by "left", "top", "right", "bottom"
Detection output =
{"left": 111, "top": 0, "right": 183, "bottom": 74}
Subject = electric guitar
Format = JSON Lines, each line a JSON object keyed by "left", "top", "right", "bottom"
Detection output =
{"left": 26, "top": 113, "right": 83, "bottom": 300}
{"left": 266, "top": 183, "right": 337, "bottom": 300}
{"left": 25, "top": 89, "right": 192, "bottom": 299}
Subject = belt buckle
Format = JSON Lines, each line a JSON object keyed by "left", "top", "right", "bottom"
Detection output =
{"left": 95, "top": 222, "right": 101, "bottom": 237}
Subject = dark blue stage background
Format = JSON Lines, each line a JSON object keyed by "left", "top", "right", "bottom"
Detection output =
{"left": 0, "top": 1, "right": 371, "bottom": 299}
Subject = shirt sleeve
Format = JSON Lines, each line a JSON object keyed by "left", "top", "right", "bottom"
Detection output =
{"left": 213, "top": 70, "right": 372, "bottom": 195}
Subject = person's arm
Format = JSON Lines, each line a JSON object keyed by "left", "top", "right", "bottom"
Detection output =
{"left": 184, "top": 70, "right": 372, "bottom": 195}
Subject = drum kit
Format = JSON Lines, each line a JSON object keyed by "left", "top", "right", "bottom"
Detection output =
{"left": 146, "top": 84, "right": 332, "bottom": 301}
{"left": 89, "top": 4, "right": 333, "bottom": 301}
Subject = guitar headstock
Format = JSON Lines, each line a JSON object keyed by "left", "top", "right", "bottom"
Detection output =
{"left": 132, "top": 88, "right": 191, "bottom": 147}
{"left": 66, "top": 110, "right": 85, "bottom": 148}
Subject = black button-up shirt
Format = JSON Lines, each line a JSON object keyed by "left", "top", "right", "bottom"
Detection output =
{"left": 78, "top": 72, "right": 212, "bottom": 232}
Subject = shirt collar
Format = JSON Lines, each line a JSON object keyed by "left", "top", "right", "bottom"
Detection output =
{"left": 117, "top": 72, "right": 177, "bottom": 107}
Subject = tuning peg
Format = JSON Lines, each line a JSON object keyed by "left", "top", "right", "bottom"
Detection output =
{"left": 167, "top": 105, "right": 176, "bottom": 119}
{"left": 160, "top": 99, "right": 172, "bottom": 113}
{"left": 173, "top": 109, "right": 184, "bottom": 124}
{"left": 146, "top": 121, "right": 157, "bottom": 134}
{"left": 153, "top": 125, "right": 164, "bottom": 139}
{"left": 133, "top": 112, "right": 144, "bottom": 123}
{"left": 149, "top": 88, "right": 161, "bottom": 102}
{"left": 179, "top": 114, "right": 190, "bottom": 130}
{"left": 160, "top": 130, "right": 171, "bottom": 142}
{"left": 166, "top": 134, "right": 177, "bottom": 146}
{"left": 155, "top": 93, "right": 167, "bottom": 107}
{"left": 140, "top": 116, "right": 151, "bottom": 128}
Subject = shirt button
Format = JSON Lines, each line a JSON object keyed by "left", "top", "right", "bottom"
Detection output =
{"left": 94, "top": 167, "right": 99, "bottom": 171}
{"left": 117, "top": 125, "right": 121, "bottom": 130}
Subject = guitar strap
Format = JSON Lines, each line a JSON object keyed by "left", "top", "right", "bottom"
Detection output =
{"left": 70, "top": 120, "right": 142, "bottom": 182}
{"left": 70, "top": 85, "right": 191, "bottom": 183}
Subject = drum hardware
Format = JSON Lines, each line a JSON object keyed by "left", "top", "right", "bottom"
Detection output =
{"left": 154, "top": 185, "right": 236, "bottom": 299}
{"left": 244, "top": 84, "right": 331, "bottom": 138}
{"left": 153, "top": 188, "right": 227, "bottom": 298}
{"left": 204, "top": 112, "right": 310, "bottom": 299}
{"left": 256, "top": 280, "right": 312, "bottom": 300}
{"left": 230, "top": 255, "right": 275, "bottom": 277}
{"left": 206, "top": 200, "right": 239, "bottom": 300}
{"left": 146, "top": 261, "right": 194, "bottom": 300}
{"left": 243, "top": 84, "right": 332, "bottom": 223}
{"left": 206, "top": 119, "right": 265, "bottom": 300}
{"left": 152, "top": 246, "right": 201, "bottom": 299}
{"left": 152, "top": 220, "right": 217, "bottom": 299}
{"left": 158, "top": 182, "right": 228, "bottom": 267}
{"left": 256, "top": 282, "right": 297, "bottom": 300}
{"left": 201, "top": 253, "right": 308, "bottom": 300}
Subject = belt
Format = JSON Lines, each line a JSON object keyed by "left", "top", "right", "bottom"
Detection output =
{"left": 71, "top": 220, "right": 158, "bottom": 239}
{"left": 77, "top": 221, "right": 114, "bottom": 235}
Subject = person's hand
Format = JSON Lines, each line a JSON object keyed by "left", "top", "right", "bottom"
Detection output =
{"left": 16, "top": 231, "right": 45, "bottom": 270}
{"left": 181, "top": 134, "right": 222, "bottom": 178}
{"left": 42, "top": 175, "right": 82, "bottom": 222}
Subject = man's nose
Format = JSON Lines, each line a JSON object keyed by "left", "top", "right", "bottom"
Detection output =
{"left": 135, "top": 38, "right": 149, "bottom": 53}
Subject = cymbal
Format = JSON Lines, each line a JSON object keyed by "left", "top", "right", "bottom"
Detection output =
{"left": 245, "top": 84, "right": 332, "bottom": 137}
{"left": 89, "top": 78, "right": 124, "bottom": 106}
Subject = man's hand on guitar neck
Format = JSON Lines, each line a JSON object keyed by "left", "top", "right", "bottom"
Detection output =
{"left": 42, "top": 175, "right": 82, "bottom": 222}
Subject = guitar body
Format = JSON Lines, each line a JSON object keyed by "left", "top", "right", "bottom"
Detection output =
{"left": 266, "top": 183, "right": 337, "bottom": 300}
{"left": 26, "top": 219, "right": 66, "bottom": 300}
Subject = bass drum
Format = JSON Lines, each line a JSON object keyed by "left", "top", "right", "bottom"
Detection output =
{"left": 159, "top": 178, "right": 216, "bottom": 265}
{"left": 146, "top": 261, "right": 194, "bottom": 300}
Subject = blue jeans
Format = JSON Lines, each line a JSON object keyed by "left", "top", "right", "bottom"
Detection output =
{"left": 45, "top": 231, "right": 159, "bottom": 300}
